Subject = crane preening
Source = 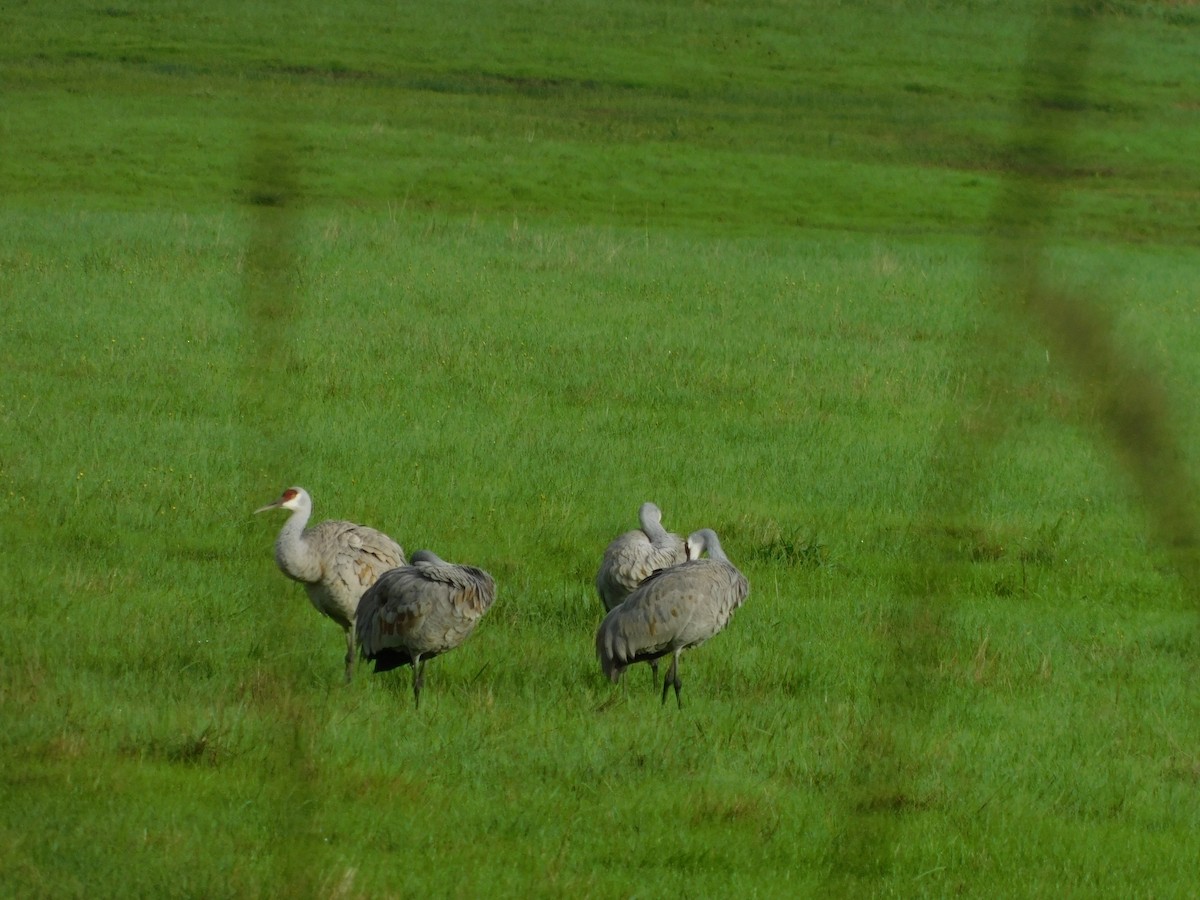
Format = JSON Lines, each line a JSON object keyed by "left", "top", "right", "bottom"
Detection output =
{"left": 595, "top": 501, "right": 688, "bottom": 612}
{"left": 595, "top": 501, "right": 689, "bottom": 682}
{"left": 355, "top": 550, "right": 497, "bottom": 708}
{"left": 595, "top": 528, "right": 749, "bottom": 709}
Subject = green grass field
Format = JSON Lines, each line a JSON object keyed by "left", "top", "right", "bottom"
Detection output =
{"left": 3, "top": 1, "right": 1200, "bottom": 896}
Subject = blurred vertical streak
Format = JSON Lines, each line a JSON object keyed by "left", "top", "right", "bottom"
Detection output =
{"left": 990, "top": 13, "right": 1200, "bottom": 587}
{"left": 242, "top": 130, "right": 299, "bottom": 431}
{"left": 239, "top": 130, "right": 320, "bottom": 895}
{"left": 827, "top": 1, "right": 1198, "bottom": 886}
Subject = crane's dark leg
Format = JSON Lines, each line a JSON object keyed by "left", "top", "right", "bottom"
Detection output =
{"left": 412, "top": 654, "right": 425, "bottom": 709}
{"left": 649, "top": 658, "right": 659, "bottom": 686}
{"left": 660, "top": 652, "right": 683, "bottom": 709}
{"left": 343, "top": 628, "right": 355, "bottom": 685}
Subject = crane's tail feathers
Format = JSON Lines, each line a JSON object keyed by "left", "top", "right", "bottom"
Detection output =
{"left": 596, "top": 628, "right": 625, "bottom": 684}
{"left": 601, "top": 657, "right": 624, "bottom": 684}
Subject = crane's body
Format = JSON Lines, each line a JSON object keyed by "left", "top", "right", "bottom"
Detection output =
{"left": 595, "top": 501, "right": 687, "bottom": 611}
{"left": 256, "top": 486, "right": 405, "bottom": 683}
{"left": 595, "top": 528, "right": 748, "bottom": 708}
{"left": 356, "top": 550, "right": 496, "bottom": 707}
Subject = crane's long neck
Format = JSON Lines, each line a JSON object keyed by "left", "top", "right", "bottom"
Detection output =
{"left": 644, "top": 520, "right": 670, "bottom": 546}
{"left": 640, "top": 507, "right": 674, "bottom": 549}
{"left": 275, "top": 502, "right": 321, "bottom": 583}
{"left": 694, "top": 529, "right": 729, "bottom": 563}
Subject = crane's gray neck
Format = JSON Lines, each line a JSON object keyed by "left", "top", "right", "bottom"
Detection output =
{"left": 639, "top": 502, "right": 671, "bottom": 545}
{"left": 690, "top": 528, "right": 729, "bottom": 563}
{"left": 410, "top": 550, "right": 447, "bottom": 566}
{"left": 274, "top": 498, "right": 320, "bottom": 582}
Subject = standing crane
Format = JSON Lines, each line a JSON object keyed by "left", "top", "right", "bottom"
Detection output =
{"left": 595, "top": 501, "right": 689, "bottom": 683}
{"left": 595, "top": 528, "right": 749, "bottom": 708}
{"left": 255, "top": 486, "right": 406, "bottom": 684}
{"left": 595, "top": 501, "right": 688, "bottom": 610}
{"left": 355, "top": 550, "right": 497, "bottom": 708}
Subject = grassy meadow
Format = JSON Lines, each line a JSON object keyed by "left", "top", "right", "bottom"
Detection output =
{"left": 3, "top": 0, "right": 1200, "bottom": 896}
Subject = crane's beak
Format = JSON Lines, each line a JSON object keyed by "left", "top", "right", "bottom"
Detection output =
{"left": 254, "top": 500, "right": 282, "bottom": 515}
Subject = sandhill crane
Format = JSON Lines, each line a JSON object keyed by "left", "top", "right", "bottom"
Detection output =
{"left": 595, "top": 502, "right": 688, "bottom": 683}
{"left": 356, "top": 550, "right": 497, "bottom": 708}
{"left": 595, "top": 528, "right": 748, "bottom": 708}
{"left": 255, "top": 486, "right": 405, "bottom": 684}
{"left": 595, "top": 502, "right": 688, "bottom": 611}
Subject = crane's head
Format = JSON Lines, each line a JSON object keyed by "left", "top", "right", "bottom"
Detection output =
{"left": 684, "top": 528, "right": 718, "bottom": 561}
{"left": 255, "top": 486, "right": 308, "bottom": 515}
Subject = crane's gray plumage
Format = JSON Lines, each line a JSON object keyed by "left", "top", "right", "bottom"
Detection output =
{"left": 356, "top": 550, "right": 496, "bottom": 708}
{"left": 255, "top": 486, "right": 405, "bottom": 684}
{"left": 595, "top": 502, "right": 688, "bottom": 684}
{"left": 595, "top": 528, "right": 748, "bottom": 708}
{"left": 595, "top": 502, "right": 687, "bottom": 612}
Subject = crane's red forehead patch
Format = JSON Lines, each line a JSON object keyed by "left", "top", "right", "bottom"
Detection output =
{"left": 282, "top": 488, "right": 299, "bottom": 501}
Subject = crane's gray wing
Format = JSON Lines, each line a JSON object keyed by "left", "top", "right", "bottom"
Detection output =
{"left": 356, "top": 563, "right": 494, "bottom": 661}
{"left": 308, "top": 520, "right": 406, "bottom": 616}
{"left": 665, "top": 559, "right": 749, "bottom": 644}
{"left": 411, "top": 563, "right": 497, "bottom": 616}
{"left": 596, "top": 530, "right": 687, "bottom": 610}
{"left": 595, "top": 566, "right": 689, "bottom": 680}
{"left": 596, "top": 559, "right": 749, "bottom": 681}
{"left": 355, "top": 567, "right": 431, "bottom": 656}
